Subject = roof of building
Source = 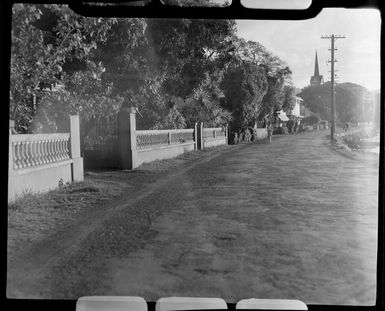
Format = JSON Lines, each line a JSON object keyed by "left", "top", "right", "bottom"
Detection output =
{"left": 276, "top": 110, "right": 289, "bottom": 121}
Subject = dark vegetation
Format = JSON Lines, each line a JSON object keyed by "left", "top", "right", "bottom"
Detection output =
{"left": 10, "top": 1, "right": 296, "bottom": 136}
{"left": 298, "top": 82, "right": 376, "bottom": 125}
{"left": 302, "top": 114, "right": 321, "bottom": 126}
{"left": 10, "top": 1, "right": 379, "bottom": 144}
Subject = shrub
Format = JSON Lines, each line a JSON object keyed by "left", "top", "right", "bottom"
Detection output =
{"left": 273, "top": 126, "right": 288, "bottom": 135}
{"left": 286, "top": 119, "right": 295, "bottom": 132}
{"left": 343, "top": 134, "right": 361, "bottom": 149}
{"left": 303, "top": 114, "right": 321, "bottom": 125}
{"left": 244, "top": 128, "right": 252, "bottom": 142}
{"left": 230, "top": 132, "right": 239, "bottom": 144}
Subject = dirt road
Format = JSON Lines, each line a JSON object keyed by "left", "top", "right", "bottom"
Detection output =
{"left": 7, "top": 132, "right": 379, "bottom": 305}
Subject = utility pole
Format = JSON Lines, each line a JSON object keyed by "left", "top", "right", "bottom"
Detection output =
{"left": 321, "top": 34, "right": 346, "bottom": 142}
{"left": 356, "top": 90, "right": 359, "bottom": 126}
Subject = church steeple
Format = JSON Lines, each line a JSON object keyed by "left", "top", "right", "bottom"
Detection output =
{"left": 314, "top": 50, "right": 320, "bottom": 77}
{"left": 310, "top": 50, "right": 324, "bottom": 86}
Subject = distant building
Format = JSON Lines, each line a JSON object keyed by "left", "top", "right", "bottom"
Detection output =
{"left": 291, "top": 96, "right": 303, "bottom": 117}
{"left": 286, "top": 96, "right": 304, "bottom": 123}
{"left": 310, "top": 51, "right": 324, "bottom": 86}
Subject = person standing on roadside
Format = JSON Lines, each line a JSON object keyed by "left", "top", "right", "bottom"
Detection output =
{"left": 267, "top": 122, "right": 273, "bottom": 143}
{"left": 313, "top": 122, "right": 319, "bottom": 135}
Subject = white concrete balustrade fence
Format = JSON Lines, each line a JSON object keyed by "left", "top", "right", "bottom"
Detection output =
{"left": 134, "top": 128, "right": 197, "bottom": 167}
{"left": 118, "top": 106, "right": 229, "bottom": 169}
{"left": 8, "top": 115, "right": 84, "bottom": 203}
{"left": 11, "top": 133, "right": 70, "bottom": 170}
{"left": 136, "top": 129, "right": 194, "bottom": 149}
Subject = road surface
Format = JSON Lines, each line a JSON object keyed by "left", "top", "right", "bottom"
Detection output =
{"left": 7, "top": 132, "right": 379, "bottom": 305}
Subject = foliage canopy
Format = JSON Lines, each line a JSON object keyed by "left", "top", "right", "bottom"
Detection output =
{"left": 298, "top": 82, "right": 374, "bottom": 124}
{"left": 10, "top": 3, "right": 296, "bottom": 134}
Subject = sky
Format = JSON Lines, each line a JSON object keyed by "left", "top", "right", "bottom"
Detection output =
{"left": 236, "top": 8, "right": 381, "bottom": 91}
{"left": 240, "top": 0, "right": 311, "bottom": 9}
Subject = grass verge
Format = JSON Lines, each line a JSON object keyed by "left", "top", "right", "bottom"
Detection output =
{"left": 7, "top": 143, "right": 239, "bottom": 256}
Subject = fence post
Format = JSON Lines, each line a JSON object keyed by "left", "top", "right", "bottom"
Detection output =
{"left": 196, "top": 122, "right": 203, "bottom": 150}
{"left": 8, "top": 120, "right": 14, "bottom": 202}
{"left": 118, "top": 104, "right": 138, "bottom": 170}
{"left": 194, "top": 122, "right": 198, "bottom": 150}
{"left": 70, "top": 115, "right": 84, "bottom": 182}
{"left": 225, "top": 124, "right": 229, "bottom": 145}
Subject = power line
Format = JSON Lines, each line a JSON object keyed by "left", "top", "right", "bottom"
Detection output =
{"left": 321, "top": 34, "right": 346, "bottom": 142}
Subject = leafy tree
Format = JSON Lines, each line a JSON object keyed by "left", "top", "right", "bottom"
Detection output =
{"left": 258, "top": 64, "right": 292, "bottom": 120}
{"left": 303, "top": 114, "right": 321, "bottom": 125}
{"left": 140, "top": 15, "right": 236, "bottom": 129}
{"left": 230, "top": 38, "right": 294, "bottom": 121}
{"left": 10, "top": 4, "right": 56, "bottom": 132}
{"left": 297, "top": 84, "right": 330, "bottom": 120}
{"left": 95, "top": 18, "right": 147, "bottom": 97}
{"left": 10, "top": 4, "right": 117, "bottom": 132}
{"left": 153, "top": 106, "right": 186, "bottom": 130}
{"left": 281, "top": 84, "right": 296, "bottom": 111}
{"left": 145, "top": 15, "right": 236, "bottom": 99}
{"left": 234, "top": 38, "right": 271, "bottom": 66}
{"left": 221, "top": 61, "right": 268, "bottom": 131}
{"left": 336, "top": 83, "right": 374, "bottom": 124}
{"left": 181, "top": 73, "right": 231, "bottom": 127}
{"left": 298, "top": 82, "right": 373, "bottom": 124}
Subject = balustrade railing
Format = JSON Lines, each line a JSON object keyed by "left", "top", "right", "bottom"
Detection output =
{"left": 203, "top": 127, "right": 226, "bottom": 140}
{"left": 136, "top": 129, "right": 194, "bottom": 150}
{"left": 11, "top": 133, "right": 70, "bottom": 170}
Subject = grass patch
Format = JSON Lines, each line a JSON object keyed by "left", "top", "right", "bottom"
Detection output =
{"left": 66, "top": 185, "right": 100, "bottom": 193}
{"left": 338, "top": 128, "right": 379, "bottom": 151}
{"left": 8, "top": 180, "right": 119, "bottom": 214}
{"left": 136, "top": 144, "right": 235, "bottom": 172}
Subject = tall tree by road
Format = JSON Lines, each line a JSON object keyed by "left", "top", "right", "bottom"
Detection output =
{"left": 299, "top": 82, "right": 374, "bottom": 124}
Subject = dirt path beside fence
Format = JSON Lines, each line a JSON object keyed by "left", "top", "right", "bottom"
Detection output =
{"left": 7, "top": 132, "right": 379, "bottom": 306}
{"left": 7, "top": 144, "right": 238, "bottom": 298}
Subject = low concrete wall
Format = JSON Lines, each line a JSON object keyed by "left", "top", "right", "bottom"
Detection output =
{"left": 8, "top": 115, "right": 84, "bottom": 203}
{"left": 117, "top": 108, "right": 228, "bottom": 169}
{"left": 203, "top": 137, "right": 227, "bottom": 148}
{"left": 254, "top": 128, "right": 268, "bottom": 140}
{"left": 8, "top": 160, "right": 73, "bottom": 202}
{"left": 137, "top": 142, "right": 195, "bottom": 166}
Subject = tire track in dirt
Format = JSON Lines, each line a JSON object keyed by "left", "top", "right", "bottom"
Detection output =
{"left": 48, "top": 173, "right": 196, "bottom": 298}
